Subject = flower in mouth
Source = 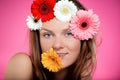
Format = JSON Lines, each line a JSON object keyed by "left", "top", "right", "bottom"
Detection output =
{"left": 69, "top": 9, "right": 100, "bottom": 40}
{"left": 26, "top": 15, "right": 42, "bottom": 30}
{"left": 31, "top": 0, "right": 55, "bottom": 22}
{"left": 41, "top": 48, "right": 62, "bottom": 72}
{"left": 54, "top": 0, "right": 77, "bottom": 22}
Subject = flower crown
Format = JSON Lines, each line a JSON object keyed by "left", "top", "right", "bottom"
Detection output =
{"left": 26, "top": 0, "right": 100, "bottom": 40}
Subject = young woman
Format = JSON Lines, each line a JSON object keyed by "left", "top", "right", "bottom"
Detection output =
{"left": 5, "top": 0, "right": 100, "bottom": 80}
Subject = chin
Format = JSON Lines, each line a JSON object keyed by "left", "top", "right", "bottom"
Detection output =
{"left": 61, "top": 63, "right": 72, "bottom": 69}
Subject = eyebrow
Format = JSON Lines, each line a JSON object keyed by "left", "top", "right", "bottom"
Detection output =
{"left": 40, "top": 28, "right": 53, "bottom": 33}
{"left": 40, "top": 28, "right": 70, "bottom": 33}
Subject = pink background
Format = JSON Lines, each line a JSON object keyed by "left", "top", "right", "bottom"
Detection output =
{"left": 0, "top": 0, "right": 120, "bottom": 80}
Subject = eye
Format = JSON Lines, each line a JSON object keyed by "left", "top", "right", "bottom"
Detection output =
{"left": 65, "top": 31, "right": 73, "bottom": 37}
{"left": 43, "top": 33, "right": 53, "bottom": 38}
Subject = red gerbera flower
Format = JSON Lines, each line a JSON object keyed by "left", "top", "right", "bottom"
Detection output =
{"left": 31, "top": 0, "right": 56, "bottom": 22}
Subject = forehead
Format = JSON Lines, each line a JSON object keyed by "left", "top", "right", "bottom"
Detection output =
{"left": 41, "top": 18, "right": 69, "bottom": 31}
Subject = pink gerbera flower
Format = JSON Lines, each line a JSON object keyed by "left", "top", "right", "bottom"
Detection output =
{"left": 31, "top": 0, "right": 55, "bottom": 22}
{"left": 69, "top": 9, "right": 100, "bottom": 40}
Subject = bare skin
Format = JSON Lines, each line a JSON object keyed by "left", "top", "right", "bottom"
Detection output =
{"left": 4, "top": 53, "right": 33, "bottom": 80}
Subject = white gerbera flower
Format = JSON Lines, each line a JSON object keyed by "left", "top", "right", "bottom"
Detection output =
{"left": 54, "top": 0, "right": 77, "bottom": 22}
{"left": 26, "top": 15, "right": 43, "bottom": 30}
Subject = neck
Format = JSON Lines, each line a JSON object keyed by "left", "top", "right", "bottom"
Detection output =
{"left": 54, "top": 68, "right": 68, "bottom": 80}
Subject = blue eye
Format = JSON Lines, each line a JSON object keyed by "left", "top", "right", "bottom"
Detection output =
{"left": 65, "top": 32, "right": 73, "bottom": 37}
{"left": 43, "top": 33, "right": 52, "bottom": 38}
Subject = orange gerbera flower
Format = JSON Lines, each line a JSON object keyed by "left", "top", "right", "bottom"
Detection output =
{"left": 41, "top": 48, "right": 62, "bottom": 72}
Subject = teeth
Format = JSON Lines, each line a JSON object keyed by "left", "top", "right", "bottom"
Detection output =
{"left": 58, "top": 53, "right": 67, "bottom": 59}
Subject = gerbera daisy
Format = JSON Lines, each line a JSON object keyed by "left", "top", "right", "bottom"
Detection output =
{"left": 26, "top": 15, "right": 42, "bottom": 30}
{"left": 31, "top": 0, "right": 55, "bottom": 22}
{"left": 69, "top": 9, "right": 100, "bottom": 40}
{"left": 54, "top": 0, "right": 77, "bottom": 22}
{"left": 41, "top": 48, "right": 62, "bottom": 72}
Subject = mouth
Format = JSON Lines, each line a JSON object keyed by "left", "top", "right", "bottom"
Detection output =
{"left": 57, "top": 53, "right": 68, "bottom": 59}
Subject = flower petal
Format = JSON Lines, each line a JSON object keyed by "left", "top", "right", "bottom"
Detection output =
{"left": 54, "top": 0, "right": 77, "bottom": 22}
{"left": 41, "top": 48, "right": 62, "bottom": 72}
{"left": 31, "top": 0, "right": 55, "bottom": 22}
{"left": 69, "top": 9, "right": 100, "bottom": 40}
{"left": 26, "top": 15, "right": 43, "bottom": 30}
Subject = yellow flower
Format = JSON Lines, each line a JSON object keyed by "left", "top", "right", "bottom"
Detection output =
{"left": 41, "top": 48, "right": 62, "bottom": 72}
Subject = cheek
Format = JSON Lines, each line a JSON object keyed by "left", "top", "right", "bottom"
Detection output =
{"left": 67, "top": 39, "right": 81, "bottom": 53}
{"left": 69, "top": 40, "right": 80, "bottom": 60}
{"left": 62, "top": 39, "right": 81, "bottom": 68}
{"left": 40, "top": 38, "right": 53, "bottom": 52}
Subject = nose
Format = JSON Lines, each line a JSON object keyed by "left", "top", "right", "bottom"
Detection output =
{"left": 52, "top": 37, "right": 64, "bottom": 50}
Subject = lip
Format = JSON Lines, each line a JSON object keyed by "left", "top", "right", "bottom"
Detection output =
{"left": 57, "top": 52, "right": 68, "bottom": 59}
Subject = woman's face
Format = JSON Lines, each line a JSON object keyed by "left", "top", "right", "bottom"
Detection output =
{"left": 40, "top": 18, "right": 81, "bottom": 69}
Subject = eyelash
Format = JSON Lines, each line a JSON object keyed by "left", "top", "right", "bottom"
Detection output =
{"left": 65, "top": 31, "right": 73, "bottom": 37}
{"left": 42, "top": 31, "right": 73, "bottom": 38}
{"left": 43, "top": 33, "right": 53, "bottom": 38}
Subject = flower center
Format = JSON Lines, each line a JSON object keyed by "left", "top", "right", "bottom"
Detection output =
{"left": 81, "top": 22, "right": 87, "bottom": 28}
{"left": 39, "top": 3, "right": 50, "bottom": 14}
{"left": 51, "top": 57, "right": 56, "bottom": 61}
{"left": 34, "top": 19, "right": 38, "bottom": 23}
{"left": 79, "top": 21, "right": 89, "bottom": 30}
{"left": 61, "top": 7, "right": 69, "bottom": 15}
